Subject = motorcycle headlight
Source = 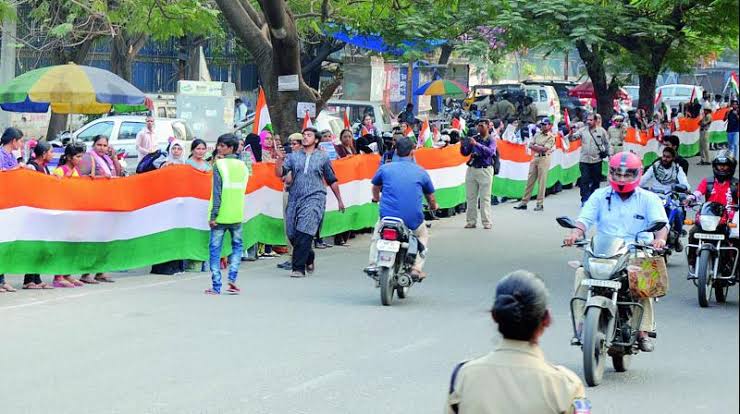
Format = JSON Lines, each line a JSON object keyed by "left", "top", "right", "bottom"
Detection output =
{"left": 587, "top": 258, "right": 619, "bottom": 280}
{"left": 700, "top": 216, "right": 720, "bottom": 232}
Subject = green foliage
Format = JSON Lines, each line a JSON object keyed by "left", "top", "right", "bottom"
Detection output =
{"left": 111, "top": 0, "right": 221, "bottom": 41}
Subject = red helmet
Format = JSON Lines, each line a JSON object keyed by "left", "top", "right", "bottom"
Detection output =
{"left": 608, "top": 151, "right": 642, "bottom": 194}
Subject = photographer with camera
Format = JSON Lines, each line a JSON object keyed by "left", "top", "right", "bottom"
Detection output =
{"left": 461, "top": 119, "right": 497, "bottom": 230}
{"left": 568, "top": 113, "right": 611, "bottom": 205}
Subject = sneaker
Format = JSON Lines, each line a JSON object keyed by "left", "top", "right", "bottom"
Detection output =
{"left": 491, "top": 196, "right": 500, "bottom": 206}
{"left": 533, "top": 205, "right": 544, "bottom": 212}
{"left": 513, "top": 204, "right": 527, "bottom": 210}
{"left": 226, "top": 283, "right": 241, "bottom": 294}
{"left": 314, "top": 241, "right": 332, "bottom": 249}
{"left": 204, "top": 288, "right": 220, "bottom": 295}
{"left": 464, "top": 224, "right": 476, "bottom": 229}
{"left": 290, "top": 271, "right": 306, "bottom": 278}
{"left": 277, "top": 261, "right": 292, "bottom": 269}
{"left": 638, "top": 333, "right": 655, "bottom": 352}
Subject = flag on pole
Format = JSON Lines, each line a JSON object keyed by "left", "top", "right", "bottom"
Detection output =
{"left": 689, "top": 87, "right": 697, "bottom": 104}
{"left": 418, "top": 118, "right": 433, "bottom": 148}
{"left": 302, "top": 111, "right": 313, "bottom": 130}
{"left": 548, "top": 98, "right": 556, "bottom": 124}
{"left": 729, "top": 71, "right": 739, "bottom": 96}
{"left": 654, "top": 89, "right": 663, "bottom": 106}
{"left": 563, "top": 108, "right": 571, "bottom": 129}
{"left": 451, "top": 117, "right": 467, "bottom": 136}
{"left": 343, "top": 107, "right": 351, "bottom": 129}
{"left": 252, "top": 87, "right": 272, "bottom": 134}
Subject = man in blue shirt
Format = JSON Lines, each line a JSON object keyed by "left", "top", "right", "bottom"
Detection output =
{"left": 366, "top": 138, "right": 438, "bottom": 279}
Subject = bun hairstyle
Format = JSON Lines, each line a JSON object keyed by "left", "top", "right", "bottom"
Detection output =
{"left": 492, "top": 270, "right": 549, "bottom": 341}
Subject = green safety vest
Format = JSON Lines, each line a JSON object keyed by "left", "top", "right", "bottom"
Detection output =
{"left": 209, "top": 158, "right": 249, "bottom": 224}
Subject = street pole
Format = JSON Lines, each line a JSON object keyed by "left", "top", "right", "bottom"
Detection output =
{"left": 564, "top": 50, "right": 569, "bottom": 81}
{"left": 0, "top": 5, "right": 17, "bottom": 128}
{"left": 406, "top": 60, "right": 414, "bottom": 104}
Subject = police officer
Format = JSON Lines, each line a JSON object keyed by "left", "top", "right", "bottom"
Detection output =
{"left": 446, "top": 270, "right": 586, "bottom": 414}
{"left": 515, "top": 119, "right": 556, "bottom": 211}
{"left": 495, "top": 92, "right": 516, "bottom": 124}
{"left": 520, "top": 96, "right": 539, "bottom": 125}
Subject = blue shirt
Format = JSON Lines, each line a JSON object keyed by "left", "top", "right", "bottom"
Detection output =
{"left": 577, "top": 187, "right": 668, "bottom": 243}
{"left": 372, "top": 157, "right": 435, "bottom": 230}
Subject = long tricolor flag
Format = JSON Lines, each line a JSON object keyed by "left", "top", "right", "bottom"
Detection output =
{"left": 728, "top": 71, "right": 739, "bottom": 96}
{"left": 343, "top": 108, "right": 351, "bottom": 129}
{"left": 252, "top": 87, "right": 272, "bottom": 134}
{"left": 654, "top": 89, "right": 662, "bottom": 106}
{"left": 302, "top": 111, "right": 314, "bottom": 130}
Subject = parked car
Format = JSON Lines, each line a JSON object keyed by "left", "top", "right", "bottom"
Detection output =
{"left": 464, "top": 83, "right": 561, "bottom": 124}
{"left": 72, "top": 116, "right": 194, "bottom": 159}
{"left": 656, "top": 84, "right": 704, "bottom": 111}
{"left": 522, "top": 80, "right": 584, "bottom": 114}
{"left": 622, "top": 85, "right": 640, "bottom": 111}
{"left": 325, "top": 100, "right": 392, "bottom": 134}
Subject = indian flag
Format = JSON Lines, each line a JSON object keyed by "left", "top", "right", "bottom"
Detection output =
{"left": 418, "top": 118, "right": 433, "bottom": 148}
{"left": 252, "top": 86, "right": 272, "bottom": 134}
{"left": 708, "top": 108, "right": 730, "bottom": 144}
{"left": 343, "top": 107, "right": 351, "bottom": 129}
{"left": 404, "top": 125, "right": 416, "bottom": 144}
{"left": 729, "top": 71, "right": 738, "bottom": 96}
{"left": 302, "top": 111, "right": 314, "bottom": 130}
{"left": 451, "top": 117, "right": 467, "bottom": 136}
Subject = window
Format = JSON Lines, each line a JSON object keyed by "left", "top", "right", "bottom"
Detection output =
{"left": 539, "top": 89, "right": 548, "bottom": 102}
{"left": 526, "top": 89, "right": 539, "bottom": 100}
{"left": 119, "top": 122, "right": 145, "bottom": 141}
{"left": 660, "top": 87, "right": 676, "bottom": 97}
{"left": 674, "top": 87, "right": 693, "bottom": 97}
{"left": 77, "top": 121, "right": 114, "bottom": 142}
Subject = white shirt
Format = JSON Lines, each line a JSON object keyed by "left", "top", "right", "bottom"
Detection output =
{"left": 578, "top": 187, "right": 668, "bottom": 244}
{"left": 640, "top": 162, "right": 690, "bottom": 193}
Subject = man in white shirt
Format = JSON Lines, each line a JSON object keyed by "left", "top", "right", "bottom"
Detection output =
{"left": 135, "top": 116, "right": 158, "bottom": 163}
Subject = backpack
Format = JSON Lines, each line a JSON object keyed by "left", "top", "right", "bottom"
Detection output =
{"left": 136, "top": 149, "right": 165, "bottom": 174}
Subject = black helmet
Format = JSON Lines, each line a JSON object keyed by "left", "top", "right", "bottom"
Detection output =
{"left": 712, "top": 150, "right": 737, "bottom": 181}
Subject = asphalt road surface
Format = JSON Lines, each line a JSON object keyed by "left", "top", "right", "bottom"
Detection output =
{"left": 1, "top": 163, "right": 737, "bottom": 414}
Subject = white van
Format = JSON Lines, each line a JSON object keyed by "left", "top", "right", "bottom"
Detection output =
{"left": 522, "top": 84, "right": 561, "bottom": 124}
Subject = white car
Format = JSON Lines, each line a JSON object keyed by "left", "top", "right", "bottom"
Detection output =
{"left": 72, "top": 116, "right": 194, "bottom": 159}
{"left": 325, "top": 100, "right": 392, "bottom": 134}
{"left": 656, "top": 84, "right": 704, "bottom": 111}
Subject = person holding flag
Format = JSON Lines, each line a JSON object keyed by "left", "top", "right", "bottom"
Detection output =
{"left": 417, "top": 117, "right": 435, "bottom": 148}
{"left": 252, "top": 87, "right": 272, "bottom": 134}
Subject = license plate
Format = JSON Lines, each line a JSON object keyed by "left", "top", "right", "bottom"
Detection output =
{"left": 581, "top": 279, "right": 621, "bottom": 289}
{"left": 376, "top": 240, "right": 401, "bottom": 252}
{"left": 695, "top": 233, "right": 724, "bottom": 240}
{"left": 378, "top": 252, "right": 395, "bottom": 266}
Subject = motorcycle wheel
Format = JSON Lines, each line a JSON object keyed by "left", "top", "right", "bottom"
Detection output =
{"left": 611, "top": 354, "right": 632, "bottom": 372}
{"left": 582, "top": 307, "right": 607, "bottom": 387}
{"left": 379, "top": 268, "right": 394, "bottom": 306}
{"left": 715, "top": 281, "right": 729, "bottom": 303}
{"left": 396, "top": 285, "right": 408, "bottom": 299}
{"left": 697, "top": 249, "right": 713, "bottom": 308}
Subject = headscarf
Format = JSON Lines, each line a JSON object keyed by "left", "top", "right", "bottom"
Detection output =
{"left": 167, "top": 139, "right": 185, "bottom": 165}
{"left": 88, "top": 147, "right": 115, "bottom": 177}
{"left": 259, "top": 130, "right": 273, "bottom": 152}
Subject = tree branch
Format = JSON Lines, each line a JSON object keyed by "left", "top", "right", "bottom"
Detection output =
{"left": 318, "top": 73, "right": 343, "bottom": 108}
{"left": 214, "top": 0, "right": 271, "bottom": 57}
{"left": 302, "top": 39, "right": 345, "bottom": 75}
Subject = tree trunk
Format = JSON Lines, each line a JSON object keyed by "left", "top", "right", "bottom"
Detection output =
{"left": 638, "top": 73, "right": 658, "bottom": 115}
{"left": 575, "top": 41, "right": 614, "bottom": 122}
{"left": 111, "top": 36, "right": 134, "bottom": 82}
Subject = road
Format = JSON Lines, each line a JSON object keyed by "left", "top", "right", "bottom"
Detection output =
{"left": 1, "top": 164, "right": 738, "bottom": 414}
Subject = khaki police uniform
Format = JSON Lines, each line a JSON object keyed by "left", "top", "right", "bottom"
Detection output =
{"left": 607, "top": 125, "right": 627, "bottom": 154}
{"left": 521, "top": 131, "right": 556, "bottom": 208}
{"left": 521, "top": 103, "right": 539, "bottom": 124}
{"left": 447, "top": 339, "right": 585, "bottom": 414}
{"left": 495, "top": 100, "right": 516, "bottom": 123}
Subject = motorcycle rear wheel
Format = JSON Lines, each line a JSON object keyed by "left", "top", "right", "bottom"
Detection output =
{"left": 715, "top": 281, "right": 729, "bottom": 303}
{"left": 697, "top": 249, "right": 713, "bottom": 308}
{"left": 379, "top": 268, "right": 394, "bottom": 306}
{"left": 582, "top": 307, "right": 607, "bottom": 387}
{"left": 396, "top": 285, "right": 408, "bottom": 299}
{"left": 611, "top": 353, "right": 632, "bottom": 372}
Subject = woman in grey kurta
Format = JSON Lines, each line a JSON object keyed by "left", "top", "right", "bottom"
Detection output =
{"left": 275, "top": 128, "right": 345, "bottom": 277}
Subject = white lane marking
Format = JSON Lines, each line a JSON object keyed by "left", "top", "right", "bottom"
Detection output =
{"left": 0, "top": 275, "right": 202, "bottom": 311}
{"left": 285, "top": 369, "right": 347, "bottom": 393}
{"left": 390, "top": 337, "right": 438, "bottom": 354}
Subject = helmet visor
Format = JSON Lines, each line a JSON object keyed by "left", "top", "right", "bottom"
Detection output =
{"left": 609, "top": 166, "right": 639, "bottom": 182}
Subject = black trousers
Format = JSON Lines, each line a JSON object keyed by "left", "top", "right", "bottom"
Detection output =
{"left": 23, "top": 274, "right": 42, "bottom": 285}
{"left": 291, "top": 231, "right": 316, "bottom": 274}
{"left": 579, "top": 162, "right": 602, "bottom": 203}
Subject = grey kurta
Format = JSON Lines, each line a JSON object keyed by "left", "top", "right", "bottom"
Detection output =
{"left": 282, "top": 149, "right": 338, "bottom": 239}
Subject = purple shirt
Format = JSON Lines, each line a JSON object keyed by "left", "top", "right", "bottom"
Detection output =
{"left": 460, "top": 134, "right": 497, "bottom": 168}
{"left": 0, "top": 147, "right": 19, "bottom": 171}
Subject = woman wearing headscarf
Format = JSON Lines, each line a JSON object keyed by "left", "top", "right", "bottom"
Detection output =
{"left": 260, "top": 130, "right": 276, "bottom": 162}
{"left": 447, "top": 270, "right": 586, "bottom": 414}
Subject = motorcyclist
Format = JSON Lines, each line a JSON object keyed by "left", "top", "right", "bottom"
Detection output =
{"left": 641, "top": 146, "right": 691, "bottom": 249}
{"left": 365, "top": 138, "right": 438, "bottom": 280}
{"left": 564, "top": 152, "right": 668, "bottom": 352}
{"left": 685, "top": 151, "right": 739, "bottom": 271}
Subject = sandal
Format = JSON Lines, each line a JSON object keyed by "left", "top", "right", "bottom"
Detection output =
{"left": 94, "top": 274, "right": 115, "bottom": 283}
{"left": 204, "top": 288, "right": 220, "bottom": 295}
{"left": 226, "top": 283, "right": 241, "bottom": 294}
{"left": 66, "top": 277, "right": 84, "bottom": 287}
{"left": 38, "top": 283, "right": 54, "bottom": 289}
{"left": 23, "top": 283, "right": 42, "bottom": 289}
{"left": 79, "top": 276, "right": 99, "bottom": 284}
{"left": 306, "top": 263, "right": 315, "bottom": 274}
{"left": 0, "top": 287, "right": 6, "bottom": 293}
{"left": 53, "top": 279, "right": 75, "bottom": 288}
{"left": 2, "top": 283, "right": 17, "bottom": 292}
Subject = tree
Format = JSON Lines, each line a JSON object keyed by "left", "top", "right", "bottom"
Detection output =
{"left": 612, "top": 0, "right": 739, "bottom": 114}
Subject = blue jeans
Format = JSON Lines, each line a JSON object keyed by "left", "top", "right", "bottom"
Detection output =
{"left": 209, "top": 223, "right": 243, "bottom": 293}
{"left": 727, "top": 131, "right": 738, "bottom": 157}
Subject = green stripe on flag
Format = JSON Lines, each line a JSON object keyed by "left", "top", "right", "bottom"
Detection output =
{"left": 492, "top": 164, "right": 581, "bottom": 198}
{"left": 708, "top": 131, "right": 728, "bottom": 144}
{"left": 679, "top": 142, "right": 700, "bottom": 158}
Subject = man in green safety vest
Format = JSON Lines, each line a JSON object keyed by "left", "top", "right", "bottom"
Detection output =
{"left": 205, "top": 133, "right": 250, "bottom": 295}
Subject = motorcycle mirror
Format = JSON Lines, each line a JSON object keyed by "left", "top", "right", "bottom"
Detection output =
{"left": 643, "top": 221, "right": 667, "bottom": 233}
{"left": 556, "top": 216, "right": 578, "bottom": 229}
{"left": 672, "top": 184, "right": 688, "bottom": 193}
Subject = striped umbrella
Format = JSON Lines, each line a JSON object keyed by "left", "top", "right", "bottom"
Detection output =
{"left": 414, "top": 79, "right": 468, "bottom": 96}
{"left": 0, "top": 63, "right": 146, "bottom": 114}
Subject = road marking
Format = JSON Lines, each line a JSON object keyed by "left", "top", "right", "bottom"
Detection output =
{"left": 285, "top": 369, "right": 347, "bottom": 393}
{"left": 390, "top": 337, "right": 438, "bottom": 354}
{"left": 0, "top": 275, "right": 202, "bottom": 311}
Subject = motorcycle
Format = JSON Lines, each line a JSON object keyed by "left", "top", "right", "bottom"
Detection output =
{"left": 557, "top": 216, "right": 666, "bottom": 387}
{"left": 684, "top": 201, "right": 739, "bottom": 307}
{"left": 365, "top": 216, "right": 425, "bottom": 306}
{"left": 646, "top": 184, "right": 689, "bottom": 262}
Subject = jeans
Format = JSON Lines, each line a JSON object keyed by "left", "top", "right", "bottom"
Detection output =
{"left": 579, "top": 162, "right": 602, "bottom": 203}
{"left": 209, "top": 223, "right": 244, "bottom": 293}
{"left": 728, "top": 131, "right": 738, "bottom": 157}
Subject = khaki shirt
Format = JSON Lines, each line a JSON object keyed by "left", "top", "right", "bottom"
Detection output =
{"left": 607, "top": 125, "right": 628, "bottom": 148}
{"left": 496, "top": 100, "right": 516, "bottom": 122}
{"left": 521, "top": 103, "right": 539, "bottom": 124}
{"left": 531, "top": 131, "right": 556, "bottom": 156}
{"left": 446, "top": 339, "right": 585, "bottom": 414}
{"left": 572, "top": 126, "right": 610, "bottom": 164}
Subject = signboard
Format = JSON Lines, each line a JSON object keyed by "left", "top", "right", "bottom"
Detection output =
{"left": 177, "top": 81, "right": 226, "bottom": 97}
{"left": 278, "top": 75, "right": 299, "bottom": 92}
{"left": 318, "top": 142, "right": 337, "bottom": 160}
{"left": 297, "top": 102, "right": 316, "bottom": 119}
